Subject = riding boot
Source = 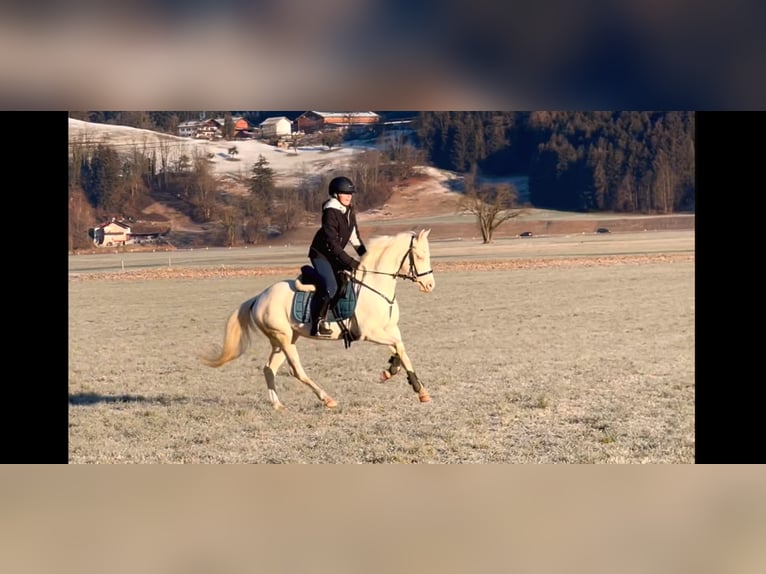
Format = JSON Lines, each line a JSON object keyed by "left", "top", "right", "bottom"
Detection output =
{"left": 311, "top": 296, "right": 332, "bottom": 336}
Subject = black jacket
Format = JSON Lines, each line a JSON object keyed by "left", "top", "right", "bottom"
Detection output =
{"left": 308, "top": 198, "right": 366, "bottom": 271}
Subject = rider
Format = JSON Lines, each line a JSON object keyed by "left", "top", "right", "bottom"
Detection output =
{"left": 307, "top": 176, "right": 367, "bottom": 336}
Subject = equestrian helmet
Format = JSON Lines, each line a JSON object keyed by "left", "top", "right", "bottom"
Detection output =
{"left": 329, "top": 176, "right": 356, "bottom": 196}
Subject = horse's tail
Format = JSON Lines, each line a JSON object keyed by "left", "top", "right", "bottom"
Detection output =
{"left": 200, "top": 296, "right": 257, "bottom": 368}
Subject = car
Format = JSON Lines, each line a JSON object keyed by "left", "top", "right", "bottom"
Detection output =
{"left": 519, "top": 231, "right": 533, "bottom": 237}
{"left": 596, "top": 227, "right": 610, "bottom": 234}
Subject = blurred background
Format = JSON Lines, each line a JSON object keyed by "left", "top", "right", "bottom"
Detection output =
{"left": 2, "top": 0, "right": 764, "bottom": 109}
{"left": 1, "top": 465, "right": 765, "bottom": 574}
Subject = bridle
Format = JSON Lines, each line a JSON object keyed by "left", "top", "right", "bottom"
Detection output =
{"left": 346, "top": 234, "right": 433, "bottom": 305}
{"left": 357, "top": 234, "right": 433, "bottom": 282}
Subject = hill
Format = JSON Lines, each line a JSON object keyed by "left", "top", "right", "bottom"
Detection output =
{"left": 69, "top": 118, "right": 695, "bottom": 248}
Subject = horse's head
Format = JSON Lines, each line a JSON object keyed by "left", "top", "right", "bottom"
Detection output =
{"left": 360, "top": 229, "right": 435, "bottom": 292}
{"left": 410, "top": 229, "right": 435, "bottom": 293}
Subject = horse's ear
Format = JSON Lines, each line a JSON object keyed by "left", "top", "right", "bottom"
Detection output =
{"left": 418, "top": 229, "right": 431, "bottom": 241}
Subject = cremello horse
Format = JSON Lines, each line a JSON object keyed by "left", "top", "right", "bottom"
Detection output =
{"left": 201, "top": 229, "right": 435, "bottom": 410}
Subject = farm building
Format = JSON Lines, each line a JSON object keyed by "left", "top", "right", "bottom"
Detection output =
{"left": 213, "top": 116, "right": 249, "bottom": 131}
{"left": 258, "top": 116, "right": 292, "bottom": 138}
{"left": 295, "top": 111, "right": 380, "bottom": 134}
{"left": 213, "top": 115, "right": 251, "bottom": 138}
{"left": 89, "top": 219, "right": 131, "bottom": 247}
{"left": 89, "top": 218, "right": 168, "bottom": 247}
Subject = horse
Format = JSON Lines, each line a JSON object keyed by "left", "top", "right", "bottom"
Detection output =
{"left": 200, "top": 229, "right": 435, "bottom": 410}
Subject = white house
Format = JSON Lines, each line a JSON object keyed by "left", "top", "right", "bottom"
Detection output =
{"left": 259, "top": 116, "right": 292, "bottom": 138}
{"left": 177, "top": 120, "right": 200, "bottom": 137}
{"left": 89, "top": 218, "right": 131, "bottom": 247}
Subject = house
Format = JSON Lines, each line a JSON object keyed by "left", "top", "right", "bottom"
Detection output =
{"left": 195, "top": 118, "right": 222, "bottom": 140}
{"left": 177, "top": 120, "right": 200, "bottom": 137}
{"left": 259, "top": 116, "right": 292, "bottom": 138}
{"left": 89, "top": 218, "right": 131, "bottom": 247}
{"left": 88, "top": 218, "right": 169, "bottom": 247}
{"left": 177, "top": 118, "right": 221, "bottom": 139}
{"left": 295, "top": 111, "right": 380, "bottom": 134}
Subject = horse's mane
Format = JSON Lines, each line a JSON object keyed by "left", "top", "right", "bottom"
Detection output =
{"left": 360, "top": 231, "right": 414, "bottom": 268}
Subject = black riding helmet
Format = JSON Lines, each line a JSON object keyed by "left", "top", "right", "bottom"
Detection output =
{"left": 329, "top": 176, "right": 356, "bottom": 196}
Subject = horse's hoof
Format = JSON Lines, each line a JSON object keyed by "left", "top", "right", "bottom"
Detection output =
{"left": 380, "top": 370, "right": 392, "bottom": 383}
{"left": 324, "top": 397, "right": 338, "bottom": 408}
{"left": 273, "top": 403, "right": 286, "bottom": 411}
{"left": 419, "top": 392, "right": 431, "bottom": 403}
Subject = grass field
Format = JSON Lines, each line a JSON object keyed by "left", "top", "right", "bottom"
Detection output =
{"left": 68, "top": 231, "right": 694, "bottom": 463}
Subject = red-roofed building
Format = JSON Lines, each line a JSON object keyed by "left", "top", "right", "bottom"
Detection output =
{"left": 296, "top": 111, "right": 380, "bottom": 134}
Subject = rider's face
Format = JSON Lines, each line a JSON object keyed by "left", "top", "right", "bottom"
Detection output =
{"left": 337, "top": 192, "right": 353, "bottom": 206}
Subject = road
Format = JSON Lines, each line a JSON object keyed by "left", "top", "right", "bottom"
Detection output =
{"left": 69, "top": 230, "right": 694, "bottom": 276}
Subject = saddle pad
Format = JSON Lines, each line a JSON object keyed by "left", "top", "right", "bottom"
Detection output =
{"left": 292, "top": 284, "right": 357, "bottom": 324}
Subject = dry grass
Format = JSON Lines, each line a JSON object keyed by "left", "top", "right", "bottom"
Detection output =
{"left": 68, "top": 233, "right": 694, "bottom": 463}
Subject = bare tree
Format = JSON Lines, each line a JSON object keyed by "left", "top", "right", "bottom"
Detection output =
{"left": 320, "top": 130, "right": 342, "bottom": 150}
{"left": 124, "top": 143, "right": 151, "bottom": 210}
{"left": 270, "top": 185, "right": 295, "bottom": 233}
{"left": 240, "top": 194, "right": 270, "bottom": 244}
{"left": 223, "top": 113, "right": 235, "bottom": 140}
{"left": 156, "top": 138, "right": 173, "bottom": 190}
{"left": 220, "top": 205, "right": 238, "bottom": 246}
{"left": 68, "top": 130, "right": 90, "bottom": 187}
{"left": 295, "top": 168, "right": 324, "bottom": 216}
{"left": 458, "top": 170, "right": 521, "bottom": 243}
{"left": 383, "top": 132, "right": 423, "bottom": 181}
{"left": 68, "top": 184, "right": 95, "bottom": 251}
{"left": 289, "top": 132, "right": 302, "bottom": 154}
{"left": 189, "top": 149, "right": 220, "bottom": 221}
{"left": 652, "top": 149, "right": 675, "bottom": 214}
{"left": 349, "top": 150, "right": 389, "bottom": 210}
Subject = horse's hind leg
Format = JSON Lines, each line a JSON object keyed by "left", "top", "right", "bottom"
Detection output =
{"left": 280, "top": 339, "right": 338, "bottom": 409}
{"left": 263, "top": 345, "right": 288, "bottom": 410}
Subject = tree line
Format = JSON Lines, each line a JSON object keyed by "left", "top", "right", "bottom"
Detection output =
{"left": 414, "top": 111, "right": 695, "bottom": 213}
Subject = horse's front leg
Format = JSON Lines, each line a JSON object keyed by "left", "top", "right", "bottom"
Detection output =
{"left": 380, "top": 345, "right": 403, "bottom": 382}
{"left": 367, "top": 328, "right": 430, "bottom": 403}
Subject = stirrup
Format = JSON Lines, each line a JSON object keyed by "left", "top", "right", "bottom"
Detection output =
{"left": 317, "top": 320, "right": 332, "bottom": 335}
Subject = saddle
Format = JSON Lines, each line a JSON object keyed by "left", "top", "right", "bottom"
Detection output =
{"left": 291, "top": 266, "right": 357, "bottom": 324}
